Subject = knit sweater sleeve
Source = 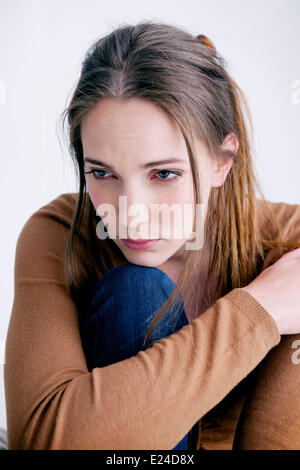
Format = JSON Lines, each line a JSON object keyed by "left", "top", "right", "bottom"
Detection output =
{"left": 4, "top": 194, "right": 281, "bottom": 450}
{"left": 232, "top": 199, "right": 300, "bottom": 450}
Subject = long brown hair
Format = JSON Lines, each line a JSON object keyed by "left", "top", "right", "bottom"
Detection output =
{"left": 59, "top": 19, "right": 300, "bottom": 346}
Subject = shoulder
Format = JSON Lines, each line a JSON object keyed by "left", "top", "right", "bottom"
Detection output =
{"left": 255, "top": 197, "right": 300, "bottom": 242}
{"left": 24, "top": 192, "right": 79, "bottom": 227}
{"left": 17, "top": 192, "right": 79, "bottom": 238}
{"left": 14, "top": 192, "right": 80, "bottom": 281}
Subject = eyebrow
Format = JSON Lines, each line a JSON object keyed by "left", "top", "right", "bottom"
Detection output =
{"left": 84, "top": 157, "right": 188, "bottom": 171}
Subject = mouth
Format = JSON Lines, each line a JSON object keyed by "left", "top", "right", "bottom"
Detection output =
{"left": 120, "top": 238, "right": 161, "bottom": 250}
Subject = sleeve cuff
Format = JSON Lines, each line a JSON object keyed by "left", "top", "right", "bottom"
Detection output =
{"left": 224, "top": 288, "right": 281, "bottom": 349}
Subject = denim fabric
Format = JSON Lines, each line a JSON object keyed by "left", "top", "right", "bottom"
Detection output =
{"left": 79, "top": 263, "right": 190, "bottom": 450}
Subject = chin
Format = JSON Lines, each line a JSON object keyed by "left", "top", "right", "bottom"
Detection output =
{"left": 113, "top": 238, "right": 185, "bottom": 267}
{"left": 123, "top": 252, "right": 166, "bottom": 268}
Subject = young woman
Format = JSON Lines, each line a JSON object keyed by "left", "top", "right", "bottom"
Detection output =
{"left": 4, "top": 20, "right": 300, "bottom": 450}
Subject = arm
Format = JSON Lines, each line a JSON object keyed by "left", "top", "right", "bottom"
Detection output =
{"left": 4, "top": 195, "right": 281, "bottom": 450}
{"left": 233, "top": 200, "right": 300, "bottom": 450}
{"left": 232, "top": 333, "right": 300, "bottom": 450}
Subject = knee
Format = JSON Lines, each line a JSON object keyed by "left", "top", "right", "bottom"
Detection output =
{"left": 94, "top": 264, "right": 175, "bottom": 295}
{"left": 84, "top": 264, "right": 176, "bottom": 314}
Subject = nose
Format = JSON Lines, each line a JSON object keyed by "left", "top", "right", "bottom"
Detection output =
{"left": 117, "top": 186, "right": 153, "bottom": 239}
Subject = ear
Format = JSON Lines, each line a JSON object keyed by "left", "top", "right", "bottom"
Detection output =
{"left": 211, "top": 132, "right": 239, "bottom": 188}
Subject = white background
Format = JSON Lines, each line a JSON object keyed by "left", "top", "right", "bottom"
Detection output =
{"left": 0, "top": 0, "right": 299, "bottom": 433}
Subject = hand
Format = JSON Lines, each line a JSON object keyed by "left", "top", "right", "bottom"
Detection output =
{"left": 241, "top": 247, "right": 300, "bottom": 335}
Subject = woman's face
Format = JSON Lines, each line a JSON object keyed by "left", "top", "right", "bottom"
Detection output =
{"left": 81, "top": 97, "right": 235, "bottom": 269}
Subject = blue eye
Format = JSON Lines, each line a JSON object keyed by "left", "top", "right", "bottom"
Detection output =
{"left": 84, "top": 169, "right": 183, "bottom": 183}
{"left": 154, "top": 170, "right": 182, "bottom": 182}
{"left": 84, "top": 169, "right": 108, "bottom": 179}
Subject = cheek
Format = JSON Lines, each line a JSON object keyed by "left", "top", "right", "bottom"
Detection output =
{"left": 88, "top": 189, "right": 119, "bottom": 237}
{"left": 156, "top": 188, "right": 195, "bottom": 241}
{"left": 166, "top": 183, "right": 195, "bottom": 218}
{"left": 88, "top": 180, "right": 195, "bottom": 239}
{"left": 88, "top": 186, "right": 116, "bottom": 213}
{"left": 158, "top": 178, "right": 194, "bottom": 206}
{"left": 88, "top": 182, "right": 194, "bottom": 210}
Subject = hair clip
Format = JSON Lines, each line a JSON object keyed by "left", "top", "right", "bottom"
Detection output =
{"left": 196, "top": 34, "right": 216, "bottom": 53}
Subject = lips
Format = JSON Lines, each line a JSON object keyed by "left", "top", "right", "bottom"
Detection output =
{"left": 120, "top": 238, "right": 161, "bottom": 250}
{"left": 123, "top": 238, "right": 157, "bottom": 242}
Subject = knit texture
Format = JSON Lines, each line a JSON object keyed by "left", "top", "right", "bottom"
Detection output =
{"left": 4, "top": 193, "right": 300, "bottom": 450}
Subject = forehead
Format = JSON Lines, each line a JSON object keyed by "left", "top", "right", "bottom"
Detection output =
{"left": 81, "top": 97, "right": 213, "bottom": 175}
{"left": 81, "top": 97, "right": 189, "bottom": 157}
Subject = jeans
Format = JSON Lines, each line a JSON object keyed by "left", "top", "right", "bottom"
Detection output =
{"left": 79, "top": 263, "right": 190, "bottom": 450}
